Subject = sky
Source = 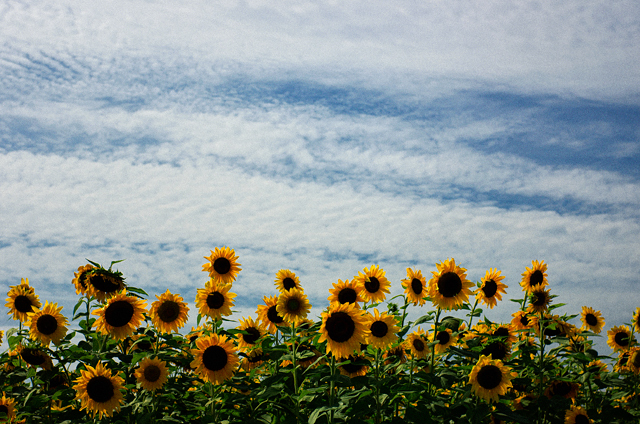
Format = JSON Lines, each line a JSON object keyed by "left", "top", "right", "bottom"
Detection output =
{"left": 1, "top": 1, "right": 639, "bottom": 356}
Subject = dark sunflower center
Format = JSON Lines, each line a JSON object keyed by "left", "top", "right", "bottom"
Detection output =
{"left": 0, "top": 405, "right": 8, "bottom": 414}
{"left": 20, "top": 348, "right": 45, "bottom": 366}
{"left": 551, "top": 381, "right": 572, "bottom": 397}
{"left": 365, "top": 277, "right": 380, "bottom": 293}
{"left": 476, "top": 364, "right": 503, "bottom": 390}
{"left": 482, "top": 342, "right": 508, "bottom": 361}
{"left": 157, "top": 301, "right": 181, "bottom": 323}
{"left": 143, "top": 365, "right": 161, "bottom": 382}
{"left": 585, "top": 313, "right": 598, "bottom": 326}
{"left": 105, "top": 300, "right": 134, "bottom": 328}
{"left": 493, "top": 327, "right": 509, "bottom": 338}
{"left": 530, "top": 270, "right": 543, "bottom": 286}
{"left": 136, "top": 340, "right": 153, "bottom": 351}
{"left": 338, "top": 288, "right": 357, "bottom": 304}
{"left": 341, "top": 357, "right": 364, "bottom": 374}
{"left": 531, "top": 292, "right": 547, "bottom": 306}
{"left": 282, "top": 277, "right": 296, "bottom": 290}
{"left": 36, "top": 314, "right": 58, "bottom": 336}
{"left": 202, "top": 345, "right": 228, "bottom": 371}
{"left": 78, "top": 270, "right": 91, "bottom": 289}
{"left": 436, "top": 331, "right": 450, "bottom": 345}
{"left": 632, "top": 353, "right": 640, "bottom": 369}
{"left": 326, "top": 312, "right": 355, "bottom": 343}
{"left": 286, "top": 298, "right": 301, "bottom": 312}
{"left": 412, "top": 338, "right": 425, "bottom": 352}
{"left": 86, "top": 376, "right": 115, "bottom": 403}
{"left": 206, "top": 292, "right": 225, "bottom": 309}
{"left": 14, "top": 295, "right": 34, "bottom": 313}
{"left": 519, "top": 315, "right": 530, "bottom": 327}
{"left": 482, "top": 280, "right": 498, "bottom": 298}
{"left": 90, "top": 274, "right": 120, "bottom": 293}
{"left": 615, "top": 331, "right": 630, "bottom": 347}
{"left": 438, "top": 272, "right": 462, "bottom": 298}
{"left": 411, "top": 278, "right": 423, "bottom": 295}
{"left": 267, "top": 305, "right": 284, "bottom": 324}
{"left": 574, "top": 414, "right": 590, "bottom": 424}
{"left": 242, "top": 327, "right": 261, "bottom": 344}
{"left": 213, "top": 258, "right": 231, "bottom": 275}
{"left": 370, "top": 321, "right": 389, "bottom": 338}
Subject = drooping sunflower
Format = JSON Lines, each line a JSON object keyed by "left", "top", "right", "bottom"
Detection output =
{"left": 274, "top": 269, "right": 302, "bottom": 292}
{"left": 0, "top": 393, "right": 17, "bottom": 422}
{"left": 428, "top": 258, "right": 474, "bottom": 310}
{"left": 545, "top": 380, "right": 579, "bottom": 399}
{"left": 195, "top": 280, "right": 236, "bottom": 320}
{"left": 475, "top": 269, "right": 507, "bottom": 309}
{"left": 72, "top": 264, "right": 95, "bottom": 296}
{"left": 150, "top": 290, "right": 189, "bottom": 334}
{"left": 276, "top": 288, "right": 312, "bottom": 325}
{"left": 73, "top": 362, "right": 124, "bottom": 419}
{"left": 607, "top": 325, "right": 633, "bottom": 352}
{"left": 236, "top": 317, "right": 266, "bottom": 352}
{"left": 354, "top": 265, "right": 391, "bottom": 304}
{"left": 5, "top": 279, "right": 41, "bottom": 322}
{"left": 633, "top": 307, "right": 640, "bottom": 333}
{"left": 328, "top": 279, "right": 365, "bottom": 308}
{"left": 401, "top": 268, "right": 427, "bottom": 306}
{"left": 241, "top": 348, "right": 265, "bottom": 371}
{"left": 405, "top": 328, "right": 429, "bottom": 359}
{"left": 628, "top": 347, "right": 640, "bottom": 374}
{"left": 85, "top": 267, "right": 126, "bottom": 303}
{"left": 190, "top": 334, "right": 239, "bottom": 384}
{"left": 580, "top": 306, "right": 605, "bottom": 334}
{"left": 564, "top": 405, "right": 591, "bottom": 424}
{"left": 469, "top": 355, "right": 516, "bottom": 403}
{"left": 202, "top": 246, "right": 242, "bottom": 285}
{"left": 319, "top": 302, "right": 368, "bottom": 359}
{"left": 431, "top": 326, "right": 457, "bottom": 355}
{"left": 520, "top": 260, "right": 548, "bottom": 292}
{"left": 256, "top": 295, "right": 285, "bottom": 334}
{"left": 93, "top": 290, "right": 147, "bottom": 340}
{"left": 17, "top": 344, "right": 53, "bottom": 370}
{"left": 26, "top": 301, "right": 68, "bottom": 347}
{"left": 526, "top": 287, "right": 551, "bottom": 313}
{"left": 134, "top": 357, "right": 169, "bottom": 391}
{"left": 339, "top": 355, "right": 369, "bottom": 378}
{"left": 364, "top": 309, "right": 399, "bottom": 350}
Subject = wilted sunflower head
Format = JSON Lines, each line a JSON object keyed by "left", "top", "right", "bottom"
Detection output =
{"left": 6, "top": 282, "right": 41, "bottom": 322}
{"left": 72, "top": 264, "right": 95, "bottom": 296}
{"left": 276, "top": 288, "right": 311, "bottom": 325}
{"left": 86, "top": 267, "right": 126, "bottom": 303}
{"left": 520, "top": 260, "right": 548, "bottom": 292}
{"left": 256, "top": 295, "right": 285, "bottom": 334}
{"left": 92, "top": 290, "right": 148, "bottom": 341}
{"left": 73, "top": 362, "right": 124, "bottom": 419}
{"left": 274, "top": 269, "right": 301, "bottom": 292}
{"left": 150, "top": 290, "right": 189, "bottom": 334}
{"left": 26, "top": 301, "right": 68, "bottom": 347}
{"left": 545, "top": 380, "right": 579, "bottom": 399}
{"left": 469, "top": 355, "right": 516, "bottom": 403}
{"left": 202, "top": 246, "right": 241, "bottom": 285}
{"left": 354, "top": 265, "right": 391, "bottom": 304}
{"left": 319, "top": 302, "right": 368, "bottom": 359}
{"left": 328, "top": 279, "right": 364, "bottom": 308}
{"left": 428, "top": 258, "right": 474, "bottom": 310}
{"left": 195, "top": 280, "right": 236, "bottom": 319}
{"left": 401, "top": 268, "right": 427, "bottom": 306}
{"left": 17, "top": 345, "right": 53, "bottom": 370}
{"left": 475, "top": 268, "right": 507, "bottom": 309}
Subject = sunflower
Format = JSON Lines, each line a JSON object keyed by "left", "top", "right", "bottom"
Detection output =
{"left": 134, "top": 357, "right": 169, "bottom": 391}
{"left": 0, "top": 330, "right": 3, "bottom": 347}
{"left": 475, "top": 269, "right": 507, "bottom": 309}
{"left": 85, "top": 267, "right": 126, "bottom": 303}
{"left": 339, "top": 355, "right": 369, "bottom": 378}
{"left": 93, "top": 290, "right": 147, "bottom": 340}
{"left": 73, "top": 362, "right": 124, "bottom": 419}
{"left": 236, "top": 317, "right": 266, "bottom": 352}
{"left": 428, "top": 258, "right": 474, "bottom": 310}
{"left": 202, "top": 246, "right": 241, "bottom": 285}
{"left": 545, "top": 380, "right": 579, "bottom": 399}
{"left": 274, "top": 269, "right": 302, "bottom": 292}
{"left": 607, "top": 325, "right": 633, "bottom": 352}
{"left": 17, "top": 345, "right": 53, "bottom": 370}
{"left": 401, "top": 268, "right": 427, "bottom": 306}
{"left": 469, "top": 355, "right": 516, "bottom": 403}
{"left": 384, "top": 345, "right": 408, "bottom": 366}
{"left": 328, "top": 279, "right": 365, "bottom": 308}
{"left": 564, "top": 405, "right": 591, "bottom": 424}
{"left": 190, "top": 334, "right": 239, "bottom": 384}
{"left": 628, "top": 347, "right": 640, "bottom": 374}
{"left": 431, "top": 326, "right": 457, "bottom": 355}
{"left": 241, "top": 348, "right": 265, "bottom": 371}
{"left": 354, "top": 265, "right": 391, "bottom": 304}
{"left": 195, "top": 280, "right": 236, "bottom": 320}
{"left": 5, "top": 280, "right": 41, "bottom": 322}
{"left": 26, "top": 301, "right": 68, "bottom": 347}
{"left": 520, "top": 260, "right": 548, "bottom": 292}
{"left": 526, "top": 287, "right": 551, "bottom": 313}
{"left": 149, "top": 290, "right": 189, "bottom": 334}
{"left": 0, "top": 393, "right": 16, "bottom": 423}
{"left": 633, "top": 307, "right": 640, "bottom": 333}
{"left": 511, "top": 311, "right": 533, "bottom": 332}
{"left": 364, "top": 309, "right": 399, "bottom": 350}
{"left": 276, "top": 288, "right": 311, "bottom": 325}
{"left": 405, "top": 328, "right": 429, "bottom": 359}
{"left": 256, "top": 295, "right": 285, "bottom": 334}
{"left": 72, "top": 264, "right": 95, "bottom": 296}
{"left": 319, "top": 302, "right": 368, "bottom": 359}
{"left": 580, "top": 306, "right": 605, "bottom": 334}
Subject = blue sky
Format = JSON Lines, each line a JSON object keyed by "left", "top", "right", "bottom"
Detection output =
{"left": 1, "top": 1, "right": 639, "bottom": 355}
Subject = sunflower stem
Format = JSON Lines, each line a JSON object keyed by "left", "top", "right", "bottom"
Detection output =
{"left": 536, "top": 311, "right": 546, "bottom": 424}
{"left": 290, "top": 321, "right": 301, "bottom": 423}
{"left": 467, "top": 298, "right": 479, "bottom": 331}
{"left": 329, "top": 354, "right": 336, "bottom": 424}
{"left": 430, "top": 307, "right": 442, "bottom": 394}
{"left": 374, "top": 347, "right": 382, "bottom": 424}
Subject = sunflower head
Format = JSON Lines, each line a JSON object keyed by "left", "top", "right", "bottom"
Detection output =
{"left": 608, "top": 325, "right": 634, "bottom": 352}
{"left": 633, "top": 307, "right": 640, "bottom": 333}
{"left": 202, "top": 247, "right": 241, "bottom": 285}
{"left": 26, "top": 301, "right": 68, "bottom": 347}
{"left": 150, "top": 290, "right": 189, "bottom": 334}
{"left": 469, "top": 355, "right": 516, "bottom": 403}
{"left": 520, "top": 260, "right": 548, "bottom": 292}
{"left": 73, "top": 362, "right": 124, "bottom": 419}
{"left": 276, "top": 288, "right": 311, "bottom": 325}
{"left": 545, "top": 380, "right": 579, "bottom": 399}
{"left": 93, "top": 290, "right": 148, "bottom": 340}
{"left": 5, "top": 282, "right": 41, "bottom": 322}
{"left": 364, "top": 309, "right": 399, "bottom": 350}
{"left": 526, "top": 287, "right": 552, "bottom": 313}
{"left": 0, "top": 393, "right": 17, "bottom": 423}
{"left": 339, "top": 355, "right": 369, "bottom": 378}
{"left": 236, "top": 317, "right": 266, "bottom": 352}
{"left": 17, "top": 344, "right": 53, "bottom": 370}
{"left": 354, "top": 265, "right": 391, "bottom": 304}
{"left": 432, "top": 326, "right": 457, "bottom": 355}
{"left": 428, "top": 258, "right": 474, "bottom": 310}
{"left": 72, "top": 264, "right": 95, "bottom": 296}
{"left": 319, "top": 302, "right": 368, "bottom": 359}
{"left": 134, "top": 357, "right": 169, "bottom": 391}
{"left": 85, "top": 267, "right": 126, "bottom": 303}
{"left": 256, "top": 295, "right": 285, "bottom": 334}
{"left": 564, "top": 405, "right": 591, "bottom": 424}
{"left": 628, "top": 347, "right": 640, "bottom": 375}
{"left": 405, "top": 328, "right": 429, "bottom": 359}
{"left": 190, "top": 334, "right": 239, "bottom": 384}
{"left": 401, "top": 268, "right": 427, "bottom": 306}
{"left": 195, "top": 280, "right": 236, "bottom": 320}
{"left": 274, "top": 269, "right": 302, "bottom": 292}
{"left": 475, "top": 268, "right": 507, "bottom": 309}
{"left": 580, "top": 306, "right": 605, "bottom": 334}
{"left": 328, "top": 279, "right": 365, "bottom": 308}
{"left": 511, "top": 310, "right": 533, "bottom": 332}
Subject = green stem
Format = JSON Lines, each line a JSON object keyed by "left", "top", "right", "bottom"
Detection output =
{"left": 290, "top": 322, "right": 300, "bottom": 423}
{"left": 329, "top": 355, "right": 336, "bottom": 424}
{"left": 430, "top": 307, "right": 442, "bottom": 385}
{"left": 375, "top": 348, "right": 381, "bottom": 424}
{"left": 537, "top": 311, "right": 546, "bottom": 424}
{"left": 467, "top": 298, "right": 479, "bottom": 331}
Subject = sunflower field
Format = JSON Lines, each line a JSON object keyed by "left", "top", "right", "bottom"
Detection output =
{"left": 1, "top": 248, "right": 639, "bottom": 423}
